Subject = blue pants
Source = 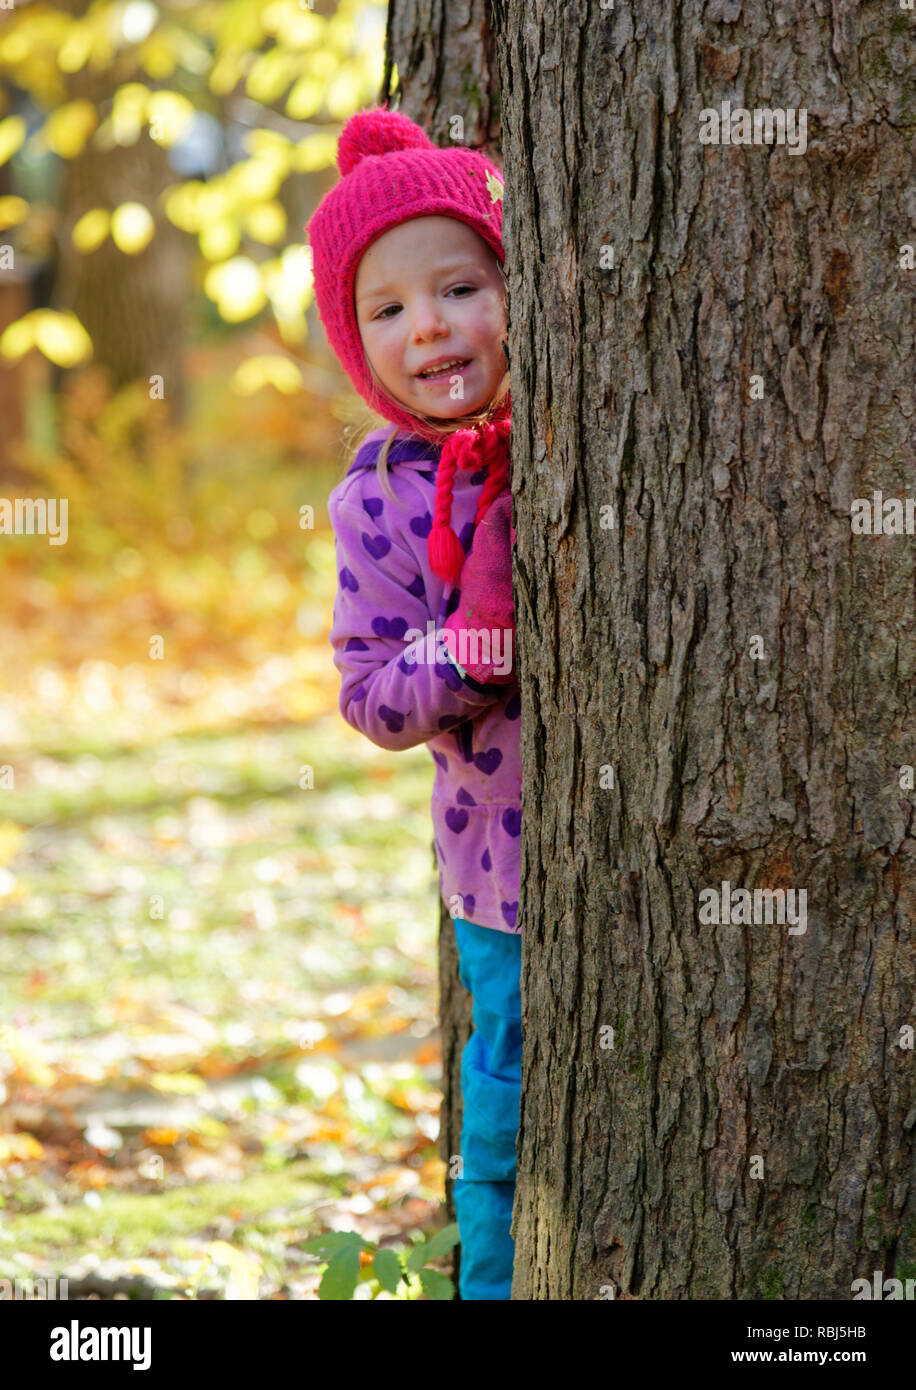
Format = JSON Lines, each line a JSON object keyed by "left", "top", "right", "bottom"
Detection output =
{"left": 451, "top": 917, "right": 523, "bottom": 1300}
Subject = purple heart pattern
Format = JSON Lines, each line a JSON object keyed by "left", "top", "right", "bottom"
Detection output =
{"left": 372, "top": 615, "right": 408, "bottom": 640}
{"left": 362, "top": 532, "right": 391, "bottom": 560}
{"left": 378, "top": 705, "right": 404, "bottom": 734}
{"left": 474, "top": 748, "right": 502, "bottom": 776}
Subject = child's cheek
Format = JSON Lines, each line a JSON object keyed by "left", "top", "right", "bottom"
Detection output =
{"left": 477, "top": 292, "right": 507, "bottom": 343}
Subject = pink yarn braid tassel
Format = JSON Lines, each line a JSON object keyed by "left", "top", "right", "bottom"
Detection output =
{"left": 427, "top": 421, "right": 512, "bottom": 585}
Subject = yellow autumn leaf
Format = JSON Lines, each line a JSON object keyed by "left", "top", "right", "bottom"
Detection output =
{"left": 72, "top": 208, "right": 110, "bottom": 253}
{"left": 199, "top": 220, "right": 240, "bottom": 262}
{"left": 269, "top": 8, "right": 324, "bottom": 50}
{"left": 142, "top": 1126, "right": 182, "bottom": 1146}
{"left": 286, "top": 77, "right": 324, "bottom": 121}
{"left": 357, "top": 41, "right": 386, "bottom": 91}
{"left": 486, "top": 170, "right": 505, "bottom": 203}
{"left": 262, "top": 245, "right": 313, "bottom": 308}
{"left": 293, "top": 132, "right": 338, "bottom": 174}
{"left": 0, "top": 820, "right": 26, "bottom": 865}
{"left": 140, "top": 34, "right": 179, "bottom": 82}
{"left": 226, "top": 158, "right": 281, "bottom": 201}
{"left": 0, "top": 1025, "right": 55, "bottom": 1088}
{"left": 0, "top": 315, "right": 35, "bottom": 360}
{"left": 326, "top": 68, "right": 364, "bottom": 120}
{"left": 188, "top": 1115, "right": 227, "bottom": 1139}
{"left": 149, "top": 1071, "right": 206, "bottom": 1094}
{"left": 387, "top": 1085, "right": 432, "bottom": 1113}
{"left": 163, "top": 180, "right": 223, "bottom": 233}
{"left": 0, "top": 1132, "right": 44, "bottom": 1164}
{"left": 204, "top": 257, "right": 266, "bottom": 322}
{"left": 0, "top": 115, "right": 27, "bottom": 166}
{"left": 245, "top": 129, "right": 292, "bottom": 164}
{"left": 232, "top": 356, "right": 302, "bottom": 396}
{"left": 304, "top": 49, "right": 337, "bottom": 82}
{"left": 268, "top": 306, "right": 305, "bottom": 346}
{"left": 110, "top": 202, "right": 155, "bottom": 253}
{"left": 32, "top": 309, "right": 93, "bottom": 367}
{"left": 324, "top": 12, "right": 356, "bottom": 57}
{"left": 112, "top": 82, "right": 150, "bottom": 125}
{"left": 0, "top": 28, "right": 27, "bottom": 65}
{"left": 210, "top": 53, "right": 242, "bottom": 97}
{"left": 242, "top": 201, "right": 286, "bottom": 245}
{"left": 147, "top": 91, "right": 195, "bottom": 147}
{"left": 246, "top": 50, "right": 296, "bottom": 105}
{"left": 43, "top": 101, "right": 97, "bottom": 158}
{"left": 309, "top": 1120, "right": 348, "bottom": 1144}
{"left": 58, "top": 26, "right": 94, "bottom": 75}
{"left": 0, "top": 196, "right": 28, "bottom": 231}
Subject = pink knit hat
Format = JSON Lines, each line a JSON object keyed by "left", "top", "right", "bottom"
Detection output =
{"left": 306, "top": 106, "right": 511, "bottom": 585}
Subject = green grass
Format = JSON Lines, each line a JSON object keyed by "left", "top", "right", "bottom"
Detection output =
{"left": 0, "top": 1168, "right": 328, "bottom": 1258}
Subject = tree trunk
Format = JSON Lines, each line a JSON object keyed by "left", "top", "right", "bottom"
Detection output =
{"left": 492, "top": 0, "right": 916, "bottom": 1299}
{"left": 52, "top": 0, "right": 191, "bottom": 421}
{"left": 382, "top": 2, "right": 501, "bottom": 1295}
{"left": 0, "top": 273, "right": 30, "bottom": 486}
{"left": 383, "top": 0, "right": 500, "bottom": 150}
{"left": 0, "top": 156, "right": 31, "bottom": 486}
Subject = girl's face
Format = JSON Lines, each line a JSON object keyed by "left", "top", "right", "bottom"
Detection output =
{"left": 354, "top": 216, "right": 507, "bottom": 419}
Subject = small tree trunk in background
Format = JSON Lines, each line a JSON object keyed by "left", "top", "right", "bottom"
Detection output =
{"left": 383, "top": 0, "right": 500, "bottom": 149}
{"left": 53, "top": 0, "right": 191, "bottom": 421}
{"left": 0, "top": 157, "right": 31, "bottom": 485}
{"left": 493, "top": 0, "right": 916, "bottom": 1299}
{"left": 0, "top": 272, "right": 30, "bottom": 487}
{"left": 55, "top": 126, "right": 190, "bottom": 420}
{"left": 382, "top": 1, "right": 501, "bottom": 1294}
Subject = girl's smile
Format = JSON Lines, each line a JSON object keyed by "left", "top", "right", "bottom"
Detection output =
{"left": 354, "top": 216, "right": 507, "bottom": 419}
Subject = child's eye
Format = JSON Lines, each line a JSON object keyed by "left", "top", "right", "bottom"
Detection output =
{"left": 448, "top": 284, "right": 476, "bottom": 298}
{"left": 373, "top": 304, "right": 402, "bottom": 320}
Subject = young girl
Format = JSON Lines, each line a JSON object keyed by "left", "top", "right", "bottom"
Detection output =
{"left": 307, "top": 107, "right": 522, "bottom": 1301}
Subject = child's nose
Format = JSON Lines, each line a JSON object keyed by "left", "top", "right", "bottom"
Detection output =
{"left": 411, "top": 300, "right": 449, "bottom": 340}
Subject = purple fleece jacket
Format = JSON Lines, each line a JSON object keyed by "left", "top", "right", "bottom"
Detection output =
{"left": 327, "top": 427, "right": 521, "bottom": 934}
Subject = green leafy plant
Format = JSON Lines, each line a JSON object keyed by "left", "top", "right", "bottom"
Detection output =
{"left": 301, "top": 1223, "right": 460, "bottom": 1300}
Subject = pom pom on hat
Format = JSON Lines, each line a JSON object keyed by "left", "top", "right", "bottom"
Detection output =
{"left": 337, "top": 107, "right": 435, "bottom": 176}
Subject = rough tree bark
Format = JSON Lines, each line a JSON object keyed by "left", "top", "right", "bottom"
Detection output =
{"left": 381, "top": 1, "right": 501, "bottom": 1293}
{"left": 383, "top": 0, "right": 501, "bottom": 150}
{"left": 492, "top": 0, "right": 916, "bottom": 1298}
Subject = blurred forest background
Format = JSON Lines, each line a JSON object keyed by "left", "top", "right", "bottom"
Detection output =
{"left": 0, "top": 0, "right": 451, "bottom": 1300}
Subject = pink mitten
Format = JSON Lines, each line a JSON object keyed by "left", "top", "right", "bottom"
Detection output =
{"left": 443, "top": 492, "right": 516, "bottom": 685}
